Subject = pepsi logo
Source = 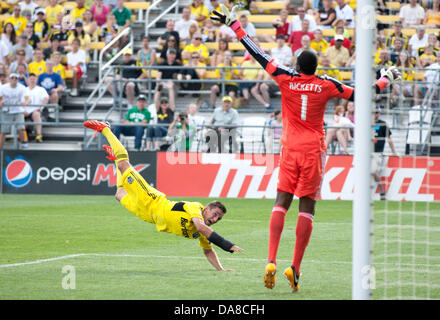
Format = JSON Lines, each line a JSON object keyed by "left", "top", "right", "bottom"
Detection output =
{"left": 4, "top": 157, "right": 33, "bottom": 188}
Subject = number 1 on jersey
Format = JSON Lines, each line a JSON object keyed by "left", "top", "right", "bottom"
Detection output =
{"left": 300, "top": 94, "right": 308, "bottom": 120}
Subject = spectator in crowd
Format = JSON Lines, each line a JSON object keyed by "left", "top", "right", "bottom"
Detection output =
{"left": 45, "top": 0, "right": 64, "bottom": 26}
{"left": 190, "top": 0, "right": 210, "bottom": 27}
{"left": 372, "top": 105, "right": 397, "bottom": 200}
{"left": 329, "top": 26, "right": 351, "bottom": 49}
{"left": 271, "top": 35, "right": 293, "bottom": 67}
{"left": 310, "top": 29, "right": 329, "bottom": 55}
{"left": 294, "top": 35, "right": 317, "bottom": 60}
{"left": 224, "top": 0, "right": 257, "bottom": 13}
{"left": 187, "top": 102, "right": 204, "bottom": 128}
{"left": 159, "top": 34, "right": 182, "bottom": 64}
{"left": 317, "top": 0, "right": 336, "bottom": 29}
{"left": 72, "top": 0, "right": 89, "bottom": 22}
{"left": 186, "top": 22, "right": 200, "bottom": 46}
{"left": 335, "top": 0, "right": 355, "bottom": 28}
{"left": 425, "top": 0, "right": 440, "bottom": 28}
{"left": 67, "top": 21, "right": 91, "bottom": 52}
{"left": 33, "top": 8, "right": 50, "bottom": 43}
{"left": 66, "top": 38, "right": 87, "bottom": 97}
{"left": 157, "top": 19, "right": 180, "bottom": 48}
{"left": 201, "top": 18, "right": 217, "bottom": 43}
{"left": 0, "top": 72, "right": 6, "bottom": 85}
{"left": 100, "top": 13, "right": 119, "bottom": 59}
{"left": 92, "top": 0, "right": 111, "bottom": 27}
{"left": 146, "top": 93, "right": 175, "bottom": 151}
{"left": 408, "top": 26, "right": 428, "bottom": 57}
{"left": 325, "top": 34, "right": 350, "bottom": 67}
{"left": 113, "top": 94, "right": 151, "bottom": 151}
{"left": 326, "top": 105, "right": 353, "bottom": 155}
{"left": 182, "top": 32, "right": 210, "bottom": 64}
{"left": 136, "top": 35, "right": 156, "bottom": 81}
{"left": 264, "top": 9, "right": 290, "bottom": 43}
{"left": 43, "top": 35, "right": 65, "bottom": 60}
{"left": 5, "top": 5, "right": 27, "bottom": 37}
{"left": 386, "top": 21, "right": 408, "bottom": 50}
{"left": 178, "top": 51, "right": 206, "bottom": 93}
{"left": 105, "top": 48, "right": 143, "bottom": 108}
{"left": 254, "top": 68, "right": 275, "bottom": 111}
{"left": 0, "top": 73, "right": 31, "bottom": 149}
{"left": 210, "top": 50, "right": 239, "bottom": 108}
{"left": 392, "top": 50, "right": 415, "bottom": 106}
{"left": 266, "top": 109, "right": 282, "bottom": 154}
{"left": 168, "top": 111, "right": 197, "bottom": 152}
{"left": 17, "top": 63, "right": 29, "bottom": 87}
{"left": 83, "top": 9, "right": 100, "bottom": 42}
{"left": 399, "top": 0, "right": 425, "bottom": 27}
{"left": 52, "top": 51, "right": 67, "bottom": 81}
{"left": 113, "top": 0, "right": 131, "bottom": 47}
{"left": 289, "top": 6, "right": 317, "bottom": 33}
{"left": 19, "top": 0, "right": 38, "bottom": 19}
{"left": 207, "top": 96, "right": 239, "bottom": 153}
{"left": 207, "top": 0, "right": 221, "bottom": 15}
{"left": 284, "top": 0, "right": 309, "bottom": 14}
{"left": 175, "top": 6, "right": 198, "bottom": 44}
{"left": 24, "top": 73, "right": 48, "bottom": 143}
{"left": 417, "top": 45, "right": 436, "bottom": 68}
{"left": 238, "top": 54, "right": 261, "bottom": 107}
{"left": 1, "top": 23, "right": 17, "bottom": 56}
{"left": 316, "top": 53, "right": 341, "bottom": 80}
{"left": 389, "top": 38, "right": 405, "bottom": 64}
{"left": 155, "top": 48, "right": 182, "bottom": 100}
{"left": 239, "top": 13, "right": 257, "bottom": 38}
{"left": 28, "top": 48, "right": 46, "bottom": 76}
{"left": 288, "top": 19, "right": 314, "bottom": 54}
{"left": 51, "top": 21, "right": 71, "bottom": 48}
{"left": 12, "top": 34, "right": 34, "bottom": 64}
{"left": 38, "top": 58, "right": 64, "bottom": 107}
{"left": 210, "top": 38, "right": 229, "bottom": 67}
{"left": 414, "top": 54, "right": 440, "bottom": 105}
{"left": 418, "top": 33, "right": 440, "bottom": 57}
{"left": 9, "top": 49, "right": 27, "bottom": 74}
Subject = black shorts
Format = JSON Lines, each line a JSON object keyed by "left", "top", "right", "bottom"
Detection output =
{"left": 123, "top": 81, "right": 140, "bottom": 98}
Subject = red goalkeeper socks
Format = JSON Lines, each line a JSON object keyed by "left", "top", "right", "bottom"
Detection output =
{"left": 292, "top": 212, "right": 314, "bottom": 272}
{"left": 267, "top": 206, "right": 287, "bottom": 265}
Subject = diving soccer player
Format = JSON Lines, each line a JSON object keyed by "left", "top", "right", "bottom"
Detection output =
{"left": 210, "top": 5, "right": 401, "bottom": 290}
{"left": 84, "top": 120, "right": 243, "bottom": 271}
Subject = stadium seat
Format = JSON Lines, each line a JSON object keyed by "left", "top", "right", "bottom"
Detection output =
{"left": 339, "top": 72, "right": 352, "bottom": 81}
{"left": 247, "top": 15, "right": 279, "bottom": 24}
{"left": 376, "top": 15, "right": 400, "bottom": 24}
{"left": 255, "top": 1, "right": 284, "bottom": 10}
{"left": 386, "top": 1, "right": 401, "bottom": 11}
{"left": 124, "top": 2, "right": 151, "bottom": 10}
{"left": 256, "top": 28, "right": 276, "bottom": 37}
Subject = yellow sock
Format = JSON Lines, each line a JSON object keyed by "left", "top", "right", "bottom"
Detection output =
{"left": 101, "top": 127, "right": 129, "bottom": 164}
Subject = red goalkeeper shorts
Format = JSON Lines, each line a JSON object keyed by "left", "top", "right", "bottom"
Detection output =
{"left": 277, "top": 148, "right": 326, "bottom": 200}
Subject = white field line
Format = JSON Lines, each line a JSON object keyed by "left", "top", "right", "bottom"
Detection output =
{"left": 1, "top": 253, "right": 439, "bottom": 269}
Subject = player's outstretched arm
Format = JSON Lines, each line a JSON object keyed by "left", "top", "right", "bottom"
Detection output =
{"left": 203, "top": 248, "right": 233, "bottom": 271}
{"left": 192, "top": 217, "right": 243, "bottom": 253}
{"left": 211, "top": 5, "right": 277, "bottom": 74}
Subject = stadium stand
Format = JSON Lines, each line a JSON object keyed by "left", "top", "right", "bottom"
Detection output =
{"left": 0, "top": 0, "right": 438, "bottom": 155}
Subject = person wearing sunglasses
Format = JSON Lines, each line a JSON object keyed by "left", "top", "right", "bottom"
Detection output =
{"left": 182, "top": 31, "right": 210, "bottom": 64}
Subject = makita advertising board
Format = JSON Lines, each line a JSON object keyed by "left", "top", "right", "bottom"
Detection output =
{"left": 1, "top": 151, "right": 156, "bottom": 195}
{"left": 157, "top": 153, "right": 440, "bottom": 202}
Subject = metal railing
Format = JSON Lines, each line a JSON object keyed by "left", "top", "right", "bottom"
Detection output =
{"left": 144, "top": 0, "right": 180, "bottom": 37}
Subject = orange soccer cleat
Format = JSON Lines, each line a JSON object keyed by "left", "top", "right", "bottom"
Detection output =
{"left": 83, "top": 120, "right": 110, "bottom": 132}
{"left": 263, "top": 262, "right": 277, "bottom": 289}
{"left": 103, "top": 145, "right": 116, "bottom": 161}
{"left": 284, "top": 266, "right": 301, "bottom": 292}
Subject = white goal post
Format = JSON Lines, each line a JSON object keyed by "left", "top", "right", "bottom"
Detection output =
{"left": 352, "top": 0, "right": 375, "bottom": 300}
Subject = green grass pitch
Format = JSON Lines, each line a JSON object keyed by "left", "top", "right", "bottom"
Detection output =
{"left": 0, "top": 194, "right": 439, "bottom": 300}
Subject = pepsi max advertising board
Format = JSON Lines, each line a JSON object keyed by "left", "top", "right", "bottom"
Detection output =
{"left": 1, "top": 151, "right": 157, "bottom": 195}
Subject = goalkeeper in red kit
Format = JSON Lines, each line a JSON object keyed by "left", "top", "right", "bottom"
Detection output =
{"left": 211, "top": 5, "right": 401, "bottom": 291}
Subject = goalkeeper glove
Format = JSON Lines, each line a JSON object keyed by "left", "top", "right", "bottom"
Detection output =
{"left": 210, "top": 4, "right": 240, "bottom": 27}
{"left": 380, "top": 66, "right": 401, "bottom": 83}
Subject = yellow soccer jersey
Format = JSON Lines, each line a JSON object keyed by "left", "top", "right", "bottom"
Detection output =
{"left": 28, "top": 60, "right": 47, "bottom": 76}
{"left": 5, "top": 16, "right": 27, "bottom": 36}
{"left": 45, "top": 4, "right": 64, "bottom": 25}
{"left": 153, "top": 201, "right": 212, "bottom": 250}
{"left": 182, "top": 43, "right": 210, "bottom": 64}
{"left": 53, "top": 63, "right": 66, "bottom": 80}
{"left": 120, "top": 167, "right": 212, "bottom": 250}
